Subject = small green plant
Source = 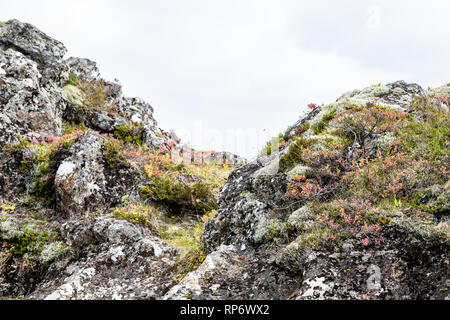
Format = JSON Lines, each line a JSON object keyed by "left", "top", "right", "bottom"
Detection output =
{"left": 259, "top": 133, "right": 285, "bottom": 157}
{"left": 0, "top": 201, "right": 16, "bottom": 214}
{"left": 279, "top": 136, "right": 315, "bottom": 170}
{"left": 311, "top": 108, "right": 336, "bottom": 135}
{"left": 296, "top": 122, "right": 310, "bottom": 135}
{"left": 66, "top": 73, "right": 79, "bottom": 86}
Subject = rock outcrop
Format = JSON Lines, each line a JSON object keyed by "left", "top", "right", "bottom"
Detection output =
{"left": 54, "top": 130, "right": 143, "bottom": 218}
{"left": 29, "top": 217, "right": 177, "bottom": 300}
{"left": 0, "top": 20, "right": 448, "bottom": 301}
{"left": 197, "top": 81, "right": 449, "bottom": 300}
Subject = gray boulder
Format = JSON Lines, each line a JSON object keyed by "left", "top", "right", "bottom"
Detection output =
{"left": 0, "top": 19, "right": 67, "bottom": 68}
{"left": 28, "top": 216, "right": 177, "bottom": 300}
{"left": 0, "top": 47, "right": 65, "bottom": 145}
{"left": 54, "top": 130, "right": 143, "bottom": 218}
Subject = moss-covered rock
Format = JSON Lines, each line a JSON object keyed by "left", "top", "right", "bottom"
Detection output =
{"left": 253, "top": 217, "right": 287, "bottom": 244}
{"left": 286, "top": 164, "right": 313, "bottom": 180}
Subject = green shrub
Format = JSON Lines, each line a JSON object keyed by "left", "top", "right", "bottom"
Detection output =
{"left": 139, "top": 175, "right": 217, "bottom": 215}
{"left": 114, "top": 210, "right": 149, "bottom": 226}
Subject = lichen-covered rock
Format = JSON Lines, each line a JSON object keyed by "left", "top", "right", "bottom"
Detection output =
{"left": 163, "top": 245, "right": 300, "bottom": 300}
{"left": 27, "top": 216, "right": 178, "bottom": 300}
{"left": 0, "top": 47, "right": 64, "bottom": 145}
{"left": 0, "top": 19, "right": 66, "bottom": 68}
{"left": 65, "top": 57, "right": 100, "bottom": 83}
{"left": 0, "top": 148, "right": 29, "bottom": 202}
{"left": 0, "top": 20, "right": 68, "bottom": 146}
{"left": 202, "top": 151, "right": 292, "bottom": 253}
{"left": 278, "top": 225, "right": 449, "bottom": 300}
{"left": 116, "top": 97, "right": 162, "bottom": 144}
{"left": 84, "top": 110, "right": 128, "bottom": 133}
{"left": 54, "top": 130, "right": 143, "bottom": 218}
{"left": 61, "top": 84, "right": 84, "bottom": 108}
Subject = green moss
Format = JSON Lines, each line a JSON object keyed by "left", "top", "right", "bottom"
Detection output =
{"left": 114, "top": 210, "right": 149, "bottom": 226}
{"left": 172, "top": 247, "right": 206, "bottom": 282}
{"left": 241, "top": 190, "right": 249, "bottom": 196}
{"left": 8, "top": 223, "right": 55, "bottom": 256}
{"left": 114, "top": 123, "right": 144, "bottom": 146}
{"left": 103, "top": 139, "right": 127, "bottom": 169}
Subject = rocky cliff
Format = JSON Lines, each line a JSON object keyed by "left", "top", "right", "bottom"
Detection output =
{"left": 0, "top": 20, "right": 448, "bottom": 300}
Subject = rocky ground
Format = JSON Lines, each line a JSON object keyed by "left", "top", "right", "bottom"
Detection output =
{"left": 0, "top": 19, "right": 449, "bottom": 300}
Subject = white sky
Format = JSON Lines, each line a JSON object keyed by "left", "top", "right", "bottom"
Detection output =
{"left": 2, "top": 0, "right": 450, "bottom": 159}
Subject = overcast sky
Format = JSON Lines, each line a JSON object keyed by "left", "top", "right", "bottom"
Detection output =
{"left": 2, "top": 0, "right": 450, "bottom": 159}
